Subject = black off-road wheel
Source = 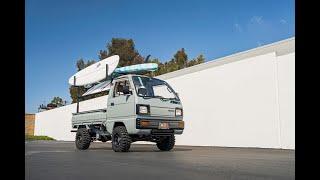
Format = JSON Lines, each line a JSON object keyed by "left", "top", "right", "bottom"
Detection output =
{"left": 156, "top": 135, "right": 175, "bottom": 151}
{"left": 112, "top": 126, "right": 131, "bottom": 152}
{"left": 75, "top": 128, "right": 91, "bottom": 150}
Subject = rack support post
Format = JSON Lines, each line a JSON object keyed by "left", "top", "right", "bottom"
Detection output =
{"left": 106, "top": 64, "right": 109, "bottom": 80}
{"left": 73, "top": 76, "right": 79, "bottom": 113}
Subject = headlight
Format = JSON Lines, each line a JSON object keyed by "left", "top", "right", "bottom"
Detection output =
{"left": 136, "top": 104, "right": 150, "bottom": 114}
{"left": 139, "top": 106, "right": 148, "bottom": 114}
{"left": 175, "top": 108, "right": 183, "bottom": 116}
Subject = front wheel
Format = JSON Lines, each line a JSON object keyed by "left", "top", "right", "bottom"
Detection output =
{"left": 75, "top": 128, "right": 91, "bottom": 150}
{"left": 112, "top": 126, "right": 131, "bottom": 152}
{"left": 156, "top": 135, "right": 175, "bottom": 151}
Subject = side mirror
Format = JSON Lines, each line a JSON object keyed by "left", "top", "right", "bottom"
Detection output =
{"left": 138, "top": 87, "right": 148, "bottom": 96}
{"left": 122, "top": 86, "right": 132, "bottom": 95}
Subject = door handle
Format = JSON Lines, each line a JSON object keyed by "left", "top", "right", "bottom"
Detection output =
{"left": 110, "top": 102, "right": 114, "bottom": 106}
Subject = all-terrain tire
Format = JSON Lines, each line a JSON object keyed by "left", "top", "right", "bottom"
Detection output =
{"left": 75, "top": 128, "right": 91, "bottom": 150}
{"left": 156, "top": 135, "right": 175, "bottom": 151}
{"left": 112, "top": 126, "right": 131, "bottom": 152}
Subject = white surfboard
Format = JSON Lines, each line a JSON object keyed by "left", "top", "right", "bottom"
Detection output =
{"left": 82, "top": 80, "right": 111, "bottom": 96}
{"left": 68, "top": 55, "right": 119, "bottom": 86}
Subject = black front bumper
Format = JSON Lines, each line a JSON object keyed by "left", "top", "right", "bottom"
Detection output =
{"left": 136, "top": 118, "right": 184, "bottom": 130}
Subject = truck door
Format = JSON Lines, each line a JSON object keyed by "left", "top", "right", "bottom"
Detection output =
{"left": 107, "top": 78, "right": 135, "bottom": 119}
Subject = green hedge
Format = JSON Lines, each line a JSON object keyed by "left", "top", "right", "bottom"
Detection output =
{"left": 25, "top": 135, "right": 55, "bottom": 141}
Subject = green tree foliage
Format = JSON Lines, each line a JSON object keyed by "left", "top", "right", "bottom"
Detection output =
{"left": 187, "top": 54, "right": 205, "bottom": 67}
{"left": 99, "top": 38, "right": 144, "bottom": 66}
{"left": 50, "top": 96, "right": 64, "bottom": 106}
{"left": 174, "top": 48, "right": 188, "bottom": 69}
{"left": 196, "top": 54, "right": 205, "bottom": 64}
{"left": 98, "top": 49, "right": 108, "bottom": 60}
{"left": 69, "top": 84, "right": 87, "bottom": 103}
{"left": 76, "top": 58, "right": 96, "bottom": 71}
{"left": 145, "top": 50, "right": 205, "bottom": 77}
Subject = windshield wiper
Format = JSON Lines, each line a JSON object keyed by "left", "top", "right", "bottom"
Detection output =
{"left": 168, "top": 97, "right": 178, "bottom": 100}
{"left": 153, "top": 95, "right": 164, "bottom": 98}
{"left": 141, "top": 95, "right": 153, "bottom": 99}
{"left": 150, "top": 95, "right": 169, "bottom": 101}
{"left": 159, "top": 96, "right": 178, "bottom": 101}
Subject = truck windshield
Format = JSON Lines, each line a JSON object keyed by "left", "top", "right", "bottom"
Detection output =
{"left": 132, "top": 76, "right": 179, "bottom": 100}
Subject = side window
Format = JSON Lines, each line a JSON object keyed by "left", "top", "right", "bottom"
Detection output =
{"left": 113, "top": 80, "right": 131, "bottom": 97}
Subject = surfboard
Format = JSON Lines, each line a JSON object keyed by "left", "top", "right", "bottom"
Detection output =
{"left": 68, "top": 55, "right": 119, "bottom": 86}
{"left": 114, "top": 63, "right": 158, "bottom": 74}
{"left": 82, "top": 80, "right": 111, "bottom": 96}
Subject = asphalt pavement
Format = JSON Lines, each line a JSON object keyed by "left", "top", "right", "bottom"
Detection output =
{"left": 25, "top": 141, "right": 295, "bottom": 180}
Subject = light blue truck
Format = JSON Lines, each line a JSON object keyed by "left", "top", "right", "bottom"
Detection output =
{"left": 71, "top": 74, "right": 184, "bottom": 152}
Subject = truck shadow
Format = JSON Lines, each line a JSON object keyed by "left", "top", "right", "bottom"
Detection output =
{"left": 131, "top": 148, "right": 192, "bottom": 152}
{"left": 89, "top": 146, "right": 192, "bottom": 152}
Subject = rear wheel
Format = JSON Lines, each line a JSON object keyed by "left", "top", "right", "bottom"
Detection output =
{"left": 112, "top": 126, "right": 131, "bottom": 152}
{"left": 156, "top": 135, "right": 175, "bottom": 151}
{"left": 75, "top": 128, "right": 91, "bottom": 150}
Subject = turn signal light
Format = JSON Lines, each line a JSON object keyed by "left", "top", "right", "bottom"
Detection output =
{"left": 178, "top": 121, "right": 184, "bottom": 129}
{"left": 140, "top": 120, "right": 150, "bottom": 127}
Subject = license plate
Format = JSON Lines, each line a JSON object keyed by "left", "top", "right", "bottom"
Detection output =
{"left": 158, "top": 122, "right": 169, "bottom": 129}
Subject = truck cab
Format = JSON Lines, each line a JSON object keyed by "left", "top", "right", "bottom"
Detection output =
{"left": 72, "top": 74, "right": 184, "bottom": 152}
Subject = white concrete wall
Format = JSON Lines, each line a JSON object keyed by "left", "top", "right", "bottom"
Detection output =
{"left": 35, "top": 49, "right": 295, "bottom": 149}
{"left": 35, "top": 96, "right": 108, "bottom": 141}
{"left": 166, "top": 52, "right": 295, "bottom": 149}
{"left": 276, "top": 53, "right": 295, "bottom": 149}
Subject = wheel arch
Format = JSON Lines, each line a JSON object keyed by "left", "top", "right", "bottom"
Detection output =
{"left": 78, "top": 125, "right": 87, "bottom": 129}
{"left": 106, "top": 119, "right": 133, "bottom": 134}
{"left": 113, "top": 122, "right": 126, "bottom": 129}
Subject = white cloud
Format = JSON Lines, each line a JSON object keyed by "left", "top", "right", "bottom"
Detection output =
{"left": 234, "top": 23, "right": 242, "bottom": 32}
{"left": 250, "top": 16, "right": 263, "bottom": 24}
{"left": 280, "top": 19, "right": 287, "bottom": 24}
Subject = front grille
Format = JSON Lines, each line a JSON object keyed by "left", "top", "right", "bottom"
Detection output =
{"left": 136, "top": 119, "right": 183, "bottom": 129}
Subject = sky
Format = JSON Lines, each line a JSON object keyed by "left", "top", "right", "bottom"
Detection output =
{"left": 26, "top": 0, "right": 295, "bottom": 113}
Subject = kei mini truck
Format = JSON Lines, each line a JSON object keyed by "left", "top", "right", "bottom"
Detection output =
{"left": 70, "top": 56, "right": 184, "bottom": 152}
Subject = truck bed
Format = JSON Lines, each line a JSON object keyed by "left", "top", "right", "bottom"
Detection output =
{"left": 72, "top": 108, "right": 107, "bottom": 127}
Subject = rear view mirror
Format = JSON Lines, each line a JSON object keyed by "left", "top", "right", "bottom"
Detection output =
{"left": 138, "top": 87, "right": 148, "bottom": 96}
